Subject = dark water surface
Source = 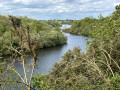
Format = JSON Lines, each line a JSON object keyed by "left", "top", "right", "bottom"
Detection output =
{"left": 14, "top": 24, "right": 91, "bottom": 75}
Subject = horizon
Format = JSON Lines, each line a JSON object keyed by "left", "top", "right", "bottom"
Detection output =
{"left": 0, "top": 0, "right": 120, "bottom": 20}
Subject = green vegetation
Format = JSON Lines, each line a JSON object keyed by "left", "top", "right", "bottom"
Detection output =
{"left": 31, "top": 5, "right": 120, "bottom": 89}
{"left": 0, "top": 15, "right": 67, "bottom": 56}
{"left": 1, "top": 4, "right": 120, "bottom": 90}
{"left": 60, "top": 19, "right": 74, "bottom": 24}
{"left": 0, "top": 15, "right": 67, "bottom": 89}
{"left": 62, "top": 17, "right": 97, "bottom": 36}
{"left": 45, "top": 19, "right": 73, "bottom": 25}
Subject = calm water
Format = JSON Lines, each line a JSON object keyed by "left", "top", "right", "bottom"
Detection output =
{"left": 14, "top": 24, "right": 91, "bottom": 75}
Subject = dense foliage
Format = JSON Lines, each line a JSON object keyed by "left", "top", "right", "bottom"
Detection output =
{"left": 62, "top": 17, "right": 97, "bottom": 36}
{"left": 1, "top": 5, "right": 120, "bottom": 90}
{"left": 32, "top": 5, "right": 120, "bottom": 89}
{"left": 0, "top": 15, "right": 67, "bottom": 56}
{"left": 0, "top": 16, "right": 67, "bottom": 89}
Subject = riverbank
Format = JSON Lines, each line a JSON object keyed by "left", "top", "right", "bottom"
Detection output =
{"left": 0, "top": 23, "right": 91, "bottom": 89}
{"left": 62, "top": 17, "right": 97, "bottom": 37}
{"left": 13, "top": 24, "right": 91, "bottom": 74}
{"left": 32, "top": 6, "right": 120, "bottom": 89}
{"left": 0, "top": 15, "right": 67, "bottom": 57}
{"left": 1, "top": 5, "right": 120, "bottom": 89}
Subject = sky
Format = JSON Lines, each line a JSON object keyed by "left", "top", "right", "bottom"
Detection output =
{"left": 0, "top": 0, "right": 120, "bottom": 20}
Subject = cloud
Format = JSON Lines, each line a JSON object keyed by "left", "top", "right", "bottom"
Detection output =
{"left": 0, "top": 0, "right": 119, "bottom": 20}
{"left": 13, "top": 0, "right": 42, "bottom": 5}
{"left": 114, "top": 3, "right": 120, "bottom": 6}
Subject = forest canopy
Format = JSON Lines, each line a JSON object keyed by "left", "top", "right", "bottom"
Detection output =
{"left": 0, "top": 15, "right": 67, "bottom": 56}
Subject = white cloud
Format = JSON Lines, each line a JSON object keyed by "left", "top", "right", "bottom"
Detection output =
{"left": 13, "top": 0, "right": 39, "bottom": 5}
{"left": 13, "top": 0, "right": 64, "bottom": 5}
{"left": 0, "top": 0, "right": 119, "bottom": 19}
{"left": 0, "top": 3, "right": 3, "bottom": 7}
{"left": 114, "top": 3, "right": 120, "bottom": 6}
{"left": 79, "top": 0, "right": 91, "bottom": 3}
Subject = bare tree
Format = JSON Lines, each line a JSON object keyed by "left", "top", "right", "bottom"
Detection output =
{"left": 2, "top": 15, "right": 39, "bottom": 90}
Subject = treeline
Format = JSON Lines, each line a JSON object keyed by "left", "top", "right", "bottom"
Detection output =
{"left": 62, "top": 14, "right": 115, "bottom": 38}
{"left": 31, "top": 5, "right": 120, "bottom": 89}
{"left": 41, "top": 19, "right": 74, "bottom": 25}
{"left": 62, "top": 17, "right": 97, "bottom": 36}
{"left": 0, "top": 15, "right": 67, "bottom": 56}
{"left": 60, "top": 19, "right": 74, "bottom": 24}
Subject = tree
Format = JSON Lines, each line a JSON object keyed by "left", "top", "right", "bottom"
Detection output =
{"left": 98, "top": 14, "right": 104, "bottom": 19}
{"left": 0, "top": 15, "right": 38, "bottom": 90}
{"left": 115, "top": 4, "right": 120, "bottom": 10}
{"left": 115, "top": 4, "right": 120, "bottom": 14}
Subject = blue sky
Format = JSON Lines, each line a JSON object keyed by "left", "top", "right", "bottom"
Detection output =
{"left": 0, "top": 0, "right": 120, "bottom": 20}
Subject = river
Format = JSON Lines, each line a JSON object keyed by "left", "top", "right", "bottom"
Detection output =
{"left": 14, "top": 24, "right": 91, "bottom": 75}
